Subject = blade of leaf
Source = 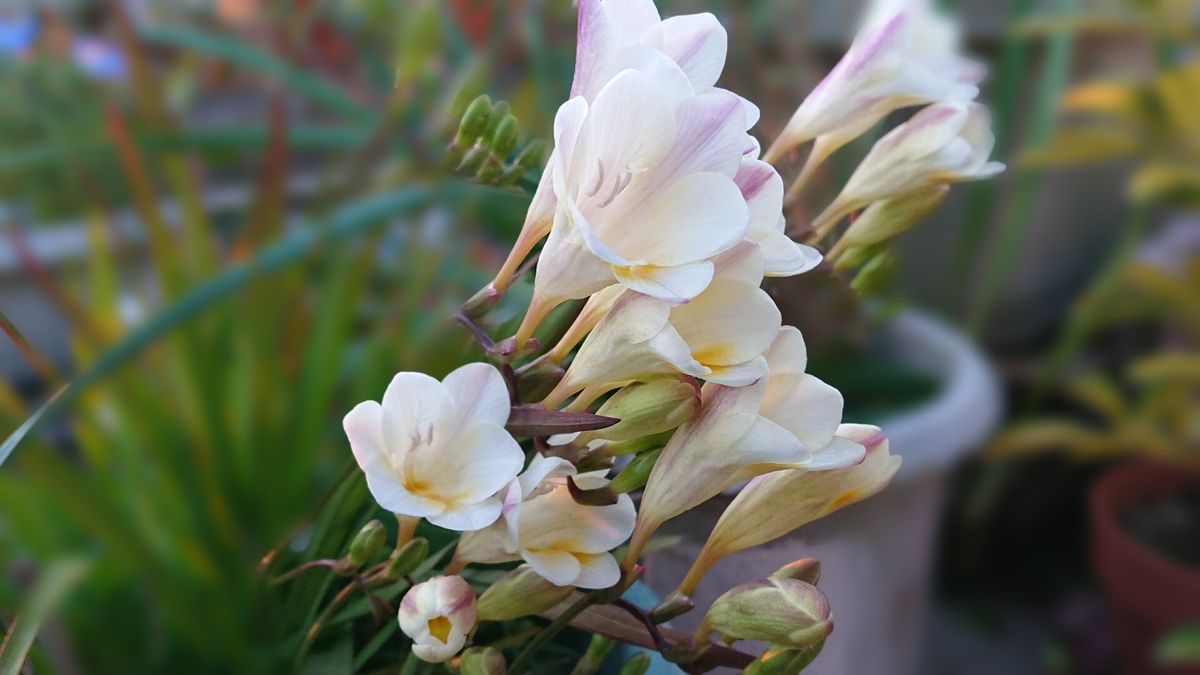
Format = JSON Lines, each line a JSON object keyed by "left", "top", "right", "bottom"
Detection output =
{"left": 0, "top": 559, "right": 90, "bottom": 675}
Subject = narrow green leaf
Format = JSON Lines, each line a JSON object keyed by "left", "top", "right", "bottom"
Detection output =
{"left": 0, "top": 559, "right": 90, "bottom": 675}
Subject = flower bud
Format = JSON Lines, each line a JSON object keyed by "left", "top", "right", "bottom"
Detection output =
{"left": 515, "top": 139, "right": 549, "bottom": 172}
{"left": 476, "top": 565, "right": 574, "bottom": 621}
{"left": 770, "top": 559, "right": 821, "bottom": 586}
{"left": 743, "top": 644, "right": 824, "bottom": 675}
{"left": 850, "top": 249, "right": 895, "bottom": 295}
{"left": 456, "top": 95, "right": 493, "bottom": 147}
{"left": 618, "top": 653, "right": 651, "bottom": 675}
{"left": 346, "top": 519, "right": 386, "bottom": 569}
{"left": 488, "top": 114, "right": 520, "bottom": 159}
{"left": 649, "top": 590, "right": 694, "bottom": 623}
{"left": 580, "top": 379, "right": 700, "bottom": 445}
{"left": 484, "top": 101, "right": 512, "bottom": 141}
{"left": 701, "top": 578, "right": 832, "bottom": 649}
{"left": 383, "top": 537, "right": 429, "bottom": 580}
{"left": 572, "top": 635, "right": 616, "bottom": 675}
{"left": 609, "top": 447, "right": 662, "bottom": 494}
{"left": 837, "top": 185, "right": 949, "bottom": 252}
{"left": 398, "top": 575, "right": 477, "bottom": 663}
{"left": 459, "top": 646, "right": 506, "bottom": 675}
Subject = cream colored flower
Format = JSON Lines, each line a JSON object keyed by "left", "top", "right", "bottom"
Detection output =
{"left": 767, "top": 0, "right": 983, "bottom": 167}
{"left": 626, "top": 328, "right": 861, "bottom": 563}
{"left": 735, "top": 158, "right": 823, "bottom": 277}
{"left": 677, "top": 424, "right": 900, "bottom": 595}
{"left": 457, "top": 455, "right": 636, "bottom": 589}
{"left": 343, "top": 363, "right": 523, "bottom": 531}
{"left": 397, "top": 575, "right": 477, "bottom": 663}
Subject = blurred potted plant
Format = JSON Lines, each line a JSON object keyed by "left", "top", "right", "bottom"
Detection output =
{"left": 990, "top": 251, "right": 1200, "bottom": 675}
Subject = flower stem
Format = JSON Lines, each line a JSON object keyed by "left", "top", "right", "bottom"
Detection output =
{"left": 509, "top": 593, "right": 599, "bottom": 675}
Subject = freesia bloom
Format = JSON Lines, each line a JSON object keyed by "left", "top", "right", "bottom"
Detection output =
{"left": 812, "top": 101, "right": 1004, "bottom": 237}
{"left": 456, "top": 455, "right": 637, "bottom": 589}
{"left": 489, "top": 0, "right": 734, "bottom": 294}
{"left": 397, "top": 575, "right": 477, "bottom": 663}
{"left": 544, "top": 244, "right": 781, "bottom": 408}
{"left": 514, "top": 67, "right": 755, "bottom": 346}
{"left": 343, "top": 363, "right": 524, "bottom": 531}
{"left": 765, "top": 0, "right": 983, "bottom": 169}
{"left": 736, "top": 158, "right": 823, "bottom": 277}
{"left": 626, "top": 327, "right": 864, "bottom": 564}
{"left": 677, "top": 425, "right": 900, "bottom": 595}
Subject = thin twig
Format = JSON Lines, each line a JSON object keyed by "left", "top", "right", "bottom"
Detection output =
{"left": 454, "top": 311, "right": 495, "bottom": 350}
{"left": 612, "top": 599, "right": 673, "bottom": 659}
{"left": 269, "top": 559, "right": 341, "bottom": 585}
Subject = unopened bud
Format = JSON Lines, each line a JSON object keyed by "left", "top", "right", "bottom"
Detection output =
{"left": 515, "top": 139, "right": 549, "bottom": 171}
{"left": 458, "top": 145, "right": 489, "bottom": 175}
{"left": 839, "top": 185, "right": 949, "bottom": 251}
{"left": 489, "top": 115, "right": 520, "bottom": 159}
{"left": 484, "top": 101, "right": 512, "bottom": 140}
{"left": 476, "top": 157, "right": 504, "bottom": 184}
{"left": 649, "top": 590, "right": 694, "bottom": 623}
{"left": 771, "top": 559, "right": 821, "bottom": 586}
{"left": 461, "top": 286, "right": 500, "bottom": 321}
{"left": 609, "top": 447, "right": 662, "bottom": 494}
{"left": 833, "top": 242, "right": 883, "bottom": 271}
{"left": 743, "top": 644, "right": 823, "bottom": 675}
{"left": 850, "top": 249, "right": 895, "bottom": 295}
{"left": 702, "top": 578, "right": 832, "bottom": 648}
{"left": 346, "top": 519, "right": 386, "bottom": 568}
{"left": 460, "top": 646, "right": 506, "bottom": 675}
{"left": 384, "top": 537, "right": 429, "bottom": 580}
{"left": 582, "top": 379, "right": 699, "bottom": 444}
{"left": 456, "top": 95, "right": 493, "bottom": 147}
{"left": 476, "top": 566, "right": 574, "bottom": 621}
{"left": 618, "top": 653, "right": 651, "bottom": 675}
{"left": 571, "top": 635, "right": 616, "bottom": 675}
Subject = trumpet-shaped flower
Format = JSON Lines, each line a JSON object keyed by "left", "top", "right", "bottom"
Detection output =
{"left": 626, "top": 328, "right": 862, "bottom": 562}
{"left": 678, "top": 424, "right": 900, "bottom": 595}
{"left": 398, "top": 575, "right": 477, "bottom": 663}
{"left": 456, "top": 455, "right": 636, "bottom": 589}
{"left": 343, "top": 363, "right": 524, "bottom": 531}
{"left": 491, "top": 0, "right": 737, "bottom": 294}
{"left": 767, "top": 0, "right": 984, "bottom": 165}
{"left": 813, "top": 102, "right": 1004, "bottom": 235}
{"left": 546, "top": 244, "right": 781, "bottom": 406}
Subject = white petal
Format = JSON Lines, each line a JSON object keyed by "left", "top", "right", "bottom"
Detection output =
{"left": 442, "top": 363, "right": 511, "bottom": 428}
{"left": 428, "top": 422, "right": 525, "bottom": 508}
{"left": 572, "top": 553, "right": 623, "bottom": 590}
{"left": 533, "top": 205, "right": 619, "bottom": 303}
{"left": 344, "top": 401, "right": 442, "bottom": 517}
{"left": 571, "top": 0, "right": 616, "bottom": 99}
{"left": 427, "top": 496, "right": 504, "bottom": 532}
{"left": 705, "top": 355, "right": 769, "bottom": 387}
{"left": 755, "top": 230, "right": 823, "bottom": 277}
{"left": 575, "top": 69, "right": 677, "bottom": 197}
{"left": 657, "top": 13, "right": 727, "bottom": 90}
{"left": 735, "top": 159, "right": 785, "bottom": 237}
{"left": 381, "top": 372, "right": 453, "bottom": 450}
{"left": 455, "top": 521, "right": 518, "bottom": 565}
{"left": 603, "top": 0, "right": 661, "bottom": 45}
{"left": 731, "top": 415, "right": 811, "bottom": 475}
{"left": 612, "top": 260, "right": 715, "bottom": 304}
{"left": 763, "top": 327, "right": 809, "bottom": 377}
{"left": 807, "top": 435, "right": 868, "bottom": 471}
{"left": 523, "top": 548, "right": 582, "bottom": 587}
{"left": 552, "top": 97, "right": 590, "bottom": 196}
{"left": 670, "top": 281, "right": 781, "bottom": 368}
{"left": 760, "top": 373, "right": 844, "bottom": 452}
{"left": 620, "top": 172, "right": 747, "bottom": 266}
{"left": 712, "top": 241, "right": 767, "bottom": 286}
{"left": 518, "top": 454, "right": 577, "bottom": 497}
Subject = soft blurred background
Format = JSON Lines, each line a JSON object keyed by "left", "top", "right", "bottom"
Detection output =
{"left": 0, "top": 0, "right": 1197, "bottom": 673}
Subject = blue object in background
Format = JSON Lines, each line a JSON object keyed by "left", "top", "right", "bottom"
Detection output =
{"left": 0, "top": 14, "right": 37, "bottom": 57}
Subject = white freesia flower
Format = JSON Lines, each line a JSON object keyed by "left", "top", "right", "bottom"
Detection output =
{"left": 766, "top": 0, "right": 983, "bottom": 168}
{"left": 813, "top": 101, "right": 1004, "bottom": 236}
{"left": 456, "top": 455, "right": 637, "bottom": 589}
{"left": 514, "top": 66, "right": 755, "bottom": 345}
{"left": 545, "top": 244, "right": 780, "bottom": 408}
{"left": 490, "top": 0, "right": 735, "bottom": 294}
{"left": 678, "top": 425, "right": 900, "bottom": 595}
{"left": 397, "top": 575, "right": 477, "bottom": 663}
{"left": 343, "top": 363, "right": 524, "bottom": 531}
{"left": 626, "top": 327, "right": 863, "bottom": 563}
{"left": 735, "top": 158, "right": 823, "bottom": 277}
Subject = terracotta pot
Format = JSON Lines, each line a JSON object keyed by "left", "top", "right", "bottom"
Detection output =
{"left": 1090, "top": 461, "right": 1200, "bottom": 675}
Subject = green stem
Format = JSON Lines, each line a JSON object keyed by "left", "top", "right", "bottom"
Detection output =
{"left": 509, "top": 594, "right": 598, "bottom": 675}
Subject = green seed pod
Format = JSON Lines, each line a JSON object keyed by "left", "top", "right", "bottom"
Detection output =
{"left": 346, "top": 519, "right": 386, "bottom": 569}
{"left": 383, "top": 537, "right": 429, "bottom": 580}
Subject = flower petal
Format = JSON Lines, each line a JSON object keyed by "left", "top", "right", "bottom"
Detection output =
{"left": 572, "top": 553, "right": 623, "bottom": 590}
{"left": 344, "top": 401, "right": 443, "bottom": 518}
{"left": 442, "top": 362, "right": 511, "bottom": 429}
{"left": 760, "top": 372, "right": 844, "bottom": 452}
{"left": 522, "top": 548, "right": 582, "bottom": 587}
{"left": 754, "top": 229, "right": 823, "bottom": 277}
{"left": 381, "top": 372, "right": 454, "bottom": 451}
{"left": 670, "top": 281, "right": 781, "bottom": 369}
{"left": 612, "top": 260, "right": 715, "bottom": 304}
{"left": 657, "top": 12, "right": 727, "bottom": 90}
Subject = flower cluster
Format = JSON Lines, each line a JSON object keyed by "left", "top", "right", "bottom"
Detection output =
{"left": 332, "top": 0, "right": 998, "bottom": 669}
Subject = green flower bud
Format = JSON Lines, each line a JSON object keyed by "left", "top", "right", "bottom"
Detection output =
{"left": 850, "top": 249, "right": 895, "bottom": 295}
{"left": 484, "top": 101, "right": 512, "bottom": 140}
{"left": 570, "top": 635, "right": 616, "bottom": 675}
{"left": 515, "top": 139, "right": 549, "bottom": 171}
{"left": 383, "top": 537, "right": 429, "bottom": 580}
{"left": 770, "top": 559, "right": 821, "bottom": 586}
{"left": 476, "top": 566, "right": 574, "bottom": 621}
{"left": 456, "top": 95, "right": 493, "bottom": 147}
{"left": 458, "top": 145, "right": 489, "bottom": 175}
{"left": 582, "top": 379, "right": 699, "bottom": 444}
{"left": 618, "top": 653, "right": 651, "bottom": 675}
{"left": 489, "top": 114, "right": 520, "bottom": 159}
{"left": 701, "top": 578, "right": 832, "bottom": 649}
{"left": 460, "top": 646, "right": 507, "bottom": 675}
{"left": 476, "top": 157, "right": 504, "bottom": 184}
{"left": 838, "top": 185, "right": 949, "bottom": 251}
{"left": 346, "top": 519, "right": 386, "bottom": 568}
{"left": 648, "top": 590, "right": 694, "bottom": 623}
{"left": 610, "top": 447, "right": 662, "bottom": 494}
{"left": 743, "top": 644, "right": 823, "bottom": 675}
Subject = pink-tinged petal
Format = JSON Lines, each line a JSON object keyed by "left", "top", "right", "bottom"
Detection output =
{"left": 603, "top": 0, "right": 662, "bottom": 45}
{"left": 711, "top": 241, "right": 766, "bottom": 286}
{"left": 442, "top": 362, "right": 511, "bottom": 429}
{"left": 735, "top": 159, "right": 785, "bottom": 236}
{"left": 552, "top": 97, "right": 590, "bottom": 194}
{"left": 517, "top": 454, "right": 577, "bottom": 497}
{"left": 618, "top": 172, "right": 748, "bottom": 266}
{"left": 651, "top": 90, "right": 750, "bottom": 184}
{"left": 806, "top": 435, "right": 867, "bottom": 471}
{"left": 571, "top": 0, "right": 615, "bottom": 99}
{"left": 658, "top": 12, "right": 727, "bottom": 90}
